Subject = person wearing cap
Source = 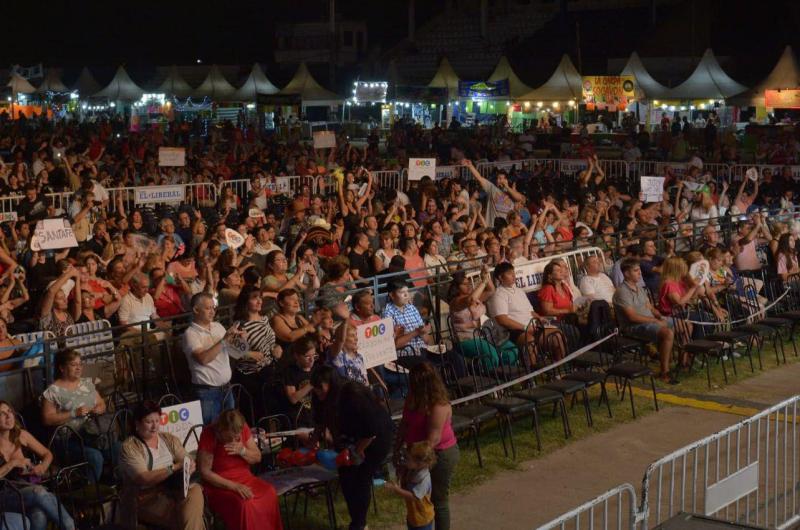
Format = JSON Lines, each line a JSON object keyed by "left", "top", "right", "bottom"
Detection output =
{"left": 381, "top": 280, "right": 432, "bottom": 358}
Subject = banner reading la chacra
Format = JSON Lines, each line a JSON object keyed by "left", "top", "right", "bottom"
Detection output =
{"left": 582, "top": 76, "right": 635, "bottom": 111}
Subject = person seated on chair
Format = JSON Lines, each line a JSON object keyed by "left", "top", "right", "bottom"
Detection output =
{"left": 118, "top": 400, "right": 205, "bottom": 530}
{"left": 448, "top": 268, "right": 518, "bottom": 368}
{"left": 579, "top": 255, "right": 615, "bottom": 306}
{"left": 0, "top": 400, "right": 76, "bottom": 530}
{"left": 197, "top": 409, "right": 283, "bottom": 530}
{"left": 41, "top": 349, "right": 108, "bottom": 481}
{"left": 486, "top": 262, "right": 564, "bottom": 361}
{"left": 613, "top": 257, "right": 676, "bottom": 381}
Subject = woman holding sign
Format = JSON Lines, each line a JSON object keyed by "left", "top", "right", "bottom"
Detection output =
{"left": 118, "top": 400, "right": 205, "bottom": 530}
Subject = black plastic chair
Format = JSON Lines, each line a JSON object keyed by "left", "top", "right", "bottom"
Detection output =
{"left": 157, "top": 393, "right": 182, "bottom": 408}
{"left": 537, "top": 329, "right": 594, "bottom": 428}
{"left": 223, "top": 383, "right": 256, "bottom": 425}
{"left": 53, "top": 462, "right": 118, "bottom": 529}
{"left": 672, "top": 305, "right": 732, "bottom": 387}
{"left": 602, "top": 331, "right": 659, "bottom": 419}
{"left": 0, "top": 479, "right": 29, "bottom": 530}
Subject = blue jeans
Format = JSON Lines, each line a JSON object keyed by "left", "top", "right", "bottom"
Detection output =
{"left": 2, "top": 485, "right": 75, "bottom": 530}
{"left": 194, "top": 385, "right": 235, "bottom": 424}
{"left": 2, "top": 513, "right": 30, "bottom": 530}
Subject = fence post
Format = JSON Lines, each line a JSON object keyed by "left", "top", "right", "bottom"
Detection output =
{"left": 43, "top": 339, "right": 53, "bottom": 386}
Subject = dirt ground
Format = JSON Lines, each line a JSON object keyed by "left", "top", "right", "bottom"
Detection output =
{"left": 436, "top": 362, "right": 800, "bottom": 530}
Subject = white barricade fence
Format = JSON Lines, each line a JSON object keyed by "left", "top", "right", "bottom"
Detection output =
{"left": 731, "top": 164, "right": 800, "bottom": 182}
{"left": 598, "top": 159, "right": 630, "bottom": 180}
{"left": 435, "top": 165, "right": 469, "bottom": 181}
{"left": 535, "top": 483, "right": 639, "bottom": 530}
{"left": 538, "top": 395, "right": 800, "bottom": 530}
{"left": 640, "top": 395, "right": 800, "bottom": 529}
{"left": 226, "top": 178, "right": 251, "bottom": 200}
{"left": 371, "top": 170, "right": 402, "bottom": 191}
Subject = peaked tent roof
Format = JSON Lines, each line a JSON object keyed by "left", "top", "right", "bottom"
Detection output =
{"left": 487, "top": 56, "right": 532, "bottom": 98}
{"left": 94, "top": 66, "right": 144, "bottom": 100}
{"left": 519, "top": 54, "right": 582, "bottom": 102}
{"left": 620, "top": 52, "right": 671, "bottom": 100}
{"left": 156, "top": 65, "right": 194, "bottom": 98}
{"left": 728, "top": 46, "right": 800, "bottom": 107}
{"left": 233, "top": 63, "right": 279, "bottom": 101}
{"left": 427, "top": 57, "right": 460, "bottom": 98}
{"left": 666, "top": 49, "right": 747, "bottom": 100}
{"left": 72, "top": 67, "right": 102, "bottom": 97}
{"left": 8, "top": 74, "right": 37, "bottom": 95}
{"left": 36, "top": 69, "right": 69, "bottom": 94}
{"left": 194, "top": 65, "right": 237, "bottom": 100}
{"left": 279, "top": 62, "right": 342, "bottom": 105}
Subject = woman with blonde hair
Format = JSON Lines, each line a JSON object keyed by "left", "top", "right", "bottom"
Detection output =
{"left": 657, "top": 256, "right": 700, "bottom": 317}
{"left": 197, "top": 409, "right": 282, "bottom": 530}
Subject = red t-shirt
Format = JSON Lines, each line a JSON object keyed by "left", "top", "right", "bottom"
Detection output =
{"left": 538, "top": 283, "right": 573, "bottom": 319}
{"left": 658, "top": 280, "right": 686, "bottom": 316}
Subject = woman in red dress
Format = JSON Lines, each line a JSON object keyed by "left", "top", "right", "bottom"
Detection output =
{"left": 197, "top": 409, "right": 283, "bottom": 530}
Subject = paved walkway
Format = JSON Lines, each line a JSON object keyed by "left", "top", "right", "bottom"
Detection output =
{"left": 442, "top": 362, "right": 800, "bottom": 530}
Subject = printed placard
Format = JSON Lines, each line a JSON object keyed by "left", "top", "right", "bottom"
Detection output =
{"left": 640, "top": 176, "right": 665, "bottom": 203}
{"left": 225, "top": 228, "right": 245, "bottom": 250}
{"left": 313, "top": 131, "right": 336, "bottom": 149}
{"left": 0, "top": 212, "right": 18, "bottom": 223}
{"left": 134, "top": 185, "right": 185, "bottom": 205}
{"left": 34, "top": 219, "right": 78, "bottom": 250}
{"left": 408, "top": 158, "right": 436, "bottom": 181}
{"left": 356, "top": 317, "right": 397, "bottom": 369}
{"left": 160, "top": 400, "right": 203, "bottom": 452}
{"left": 158, "top": 147, "right": 186, "bottom": 167}
{"left": 265, "top": 177, "right": 291, "bottom": 194}
{"left": 560, "top": 159, "right": 589, "bottom": 174}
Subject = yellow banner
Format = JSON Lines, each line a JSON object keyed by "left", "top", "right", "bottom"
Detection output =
{"left": 582, "top": 76, "right": 635, "bottom": 111}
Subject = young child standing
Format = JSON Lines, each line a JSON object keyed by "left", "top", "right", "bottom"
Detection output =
{"left": 386, "top": 441, "right": 437, "bottom": 530}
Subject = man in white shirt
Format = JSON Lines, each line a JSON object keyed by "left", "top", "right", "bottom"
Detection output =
{"left": 487, "top": 262, "right": 540, "bottom": 347}
{"left": 118, "top": 273, "right": 159, "bottom": 327}
{"left": 579, "top": 255, "right": 615, "bottom": 305}
{"left": 182, "top": 292, "right": 243, "bottom": 424}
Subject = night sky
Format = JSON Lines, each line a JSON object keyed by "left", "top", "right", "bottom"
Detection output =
{"left": 3, "top": 0, "right": 800, "bottom": 88}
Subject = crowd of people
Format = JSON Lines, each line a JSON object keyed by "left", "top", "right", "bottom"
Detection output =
{"left": 0, "top": 114, "right": 799, "bottom": 530}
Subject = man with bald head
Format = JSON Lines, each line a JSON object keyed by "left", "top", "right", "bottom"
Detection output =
{"left": 118, "top": 272, "right": 160, "bottom": 328}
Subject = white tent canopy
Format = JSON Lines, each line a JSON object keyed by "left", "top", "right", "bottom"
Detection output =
{"left": 156, "top": 65, "right": 194, "bottom": 98}
{"left": 194, "top": 65, "right": 237, "bottom": 100}
{"left": 728, "top": 46, "right": 800, "bottom": 107}
{"left": 8, "top": 74, "right": 36, "bottom": 95}
{"left": 279, "top": 62, "right": 342, "bottom": 106}
{"left": 94, "top": 66, "right": 144, "bottom": 101}
{"left": 72, "top": 67, "right": 101, "bottom": 98}
{"left": 519, "top": 54, "right": 582, "bottom": 102}
{"left": 488, "top": 56, "right": 532, "bottom": 98}
{"left": 233, "top": 63, "right": 279, "bottom": 101}
{"left": 666, "top": 49, "right": 747, "bottom": 100}
{"left": 36, "top": 69, "right": 69, "bottom": 94}
{"left": 428, "top": 57, "right": 460, "bottom": 100}
{"left": 620, "top": 52, "right": 671, "bottom": 100}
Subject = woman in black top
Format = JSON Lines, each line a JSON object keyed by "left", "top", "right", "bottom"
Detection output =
{"left": 310, "top": 366, "right": 393, "bottom": 530}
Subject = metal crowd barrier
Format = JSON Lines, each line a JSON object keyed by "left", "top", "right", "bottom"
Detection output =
{"left": 535, "top": 483, "right": 638, "bottom": 530}
{"left": 537, "top": 395, "right": 800, "bottom": 530}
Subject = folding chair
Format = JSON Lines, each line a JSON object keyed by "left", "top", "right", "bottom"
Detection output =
{"left": 672, "top": 306, "right": 731, "bottom": 388}
{"left": 54, "top": 462, "right": 118, "bottom": 529}
{"left": 603, "top": 331, "right": 659, "bottom": 419}
{"left": 222, "top": 383, "right": 256, "bottom": 425}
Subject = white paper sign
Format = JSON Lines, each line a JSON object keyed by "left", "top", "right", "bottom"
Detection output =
{"left": 313, "top": 131, "right": 336, "bottom": 149}
{"left": 265, "top": 177, "right": 291, "bottom": 194}
{"left": 225, "top": 228, "right": 245, "bottom": 250}
{"left": 408, "top": 158, "right": 436, "bottom": 181}
{"left": 158, "top": 147, "right": 186, "bottom": 167}
{"left": 356, "top": 317, "right": 397, "bottom": 369}
{"left": 134, "top": 185, "right": 185, "bottom": 205}
{"left": 746, "top": 168, "right": 759, "bottom": 182}
{"left": 640, "top": 176, "right": 665, "bottom": 203}
{"left": 560, "top": 159, "right": 589, "bottom": 174}
{"left": 160, "top": 400, "right": 203, "bottom": 452}
{"left": 34, "top": 219, "right": 78, "bottom": 250}
{"left": 0, "top": 212, "right": 18, "bottom": 223}
{"left": 689, "top": 259, "right": 710, "bottom": 285}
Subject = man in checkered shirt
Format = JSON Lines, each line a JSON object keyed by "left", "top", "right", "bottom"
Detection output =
{"left": 381, "top": 280, "right": 433, "bottom": 357}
